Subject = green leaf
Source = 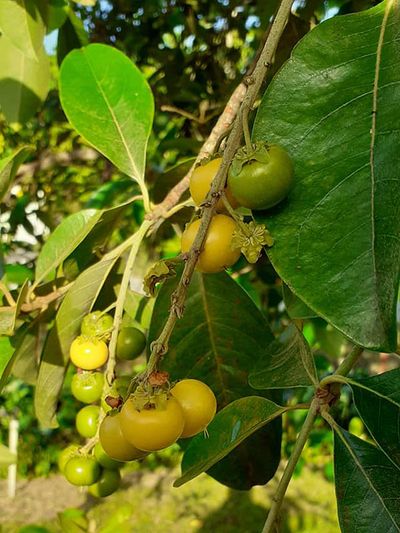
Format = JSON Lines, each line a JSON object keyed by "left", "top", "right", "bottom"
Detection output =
{"left": 0, "top": 0, "right": 45, "bottom": 60}
{"left": 35, "top": 209, "right": 100, "bottom": 284}
{"left": 0, "top": 336, "right": 14, "bottom": 390}
{"left": 175, "top": 396, "right": 285, "bottom": 487}
{"left": 59, "top": 44, "right": 154, "bottom": 183}
{"left": 35, "top": 257, "right": 117, "bottom": 428}
{"left": 344, "top": 368, "right": 400, "bottom": 469}
{"left": 0, "top": 443, "right": 16, "bottom": 466}
{"left": 150, "top": 270, "right": 275, "bottom": 403}
{"left": 35, "top": 203, "right": 126, "bottom": 286}
{"left": 149, "top": 270, "right": 281, "bottom": 488}
{"left": 0, "top": 33, "right": 50, "bottom": 123}
{"left": 57, "top": 9, "right": 88, "bottom": 65}
{"left": 0, "top": 146, "right": 32, "bottom": 202}
{"left": 334, "top": 427, "right": 400, "bottom": 532}
{"left": 249, "top": 324, "right": 318, "bottom": 389}
{"left": 253, "top": 1, "right": 400, "bottom": 351}
{"left": 282, "top": 284, "right": 316, "bottom": 319}
{"left": 0, "top": 280, "right": 29, "bottom": 336}
{"left": 12, "top": 322, "right": 46, "bottom": 385}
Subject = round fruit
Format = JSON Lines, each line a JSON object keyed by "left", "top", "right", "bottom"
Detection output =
{"left": 88, "top": 468, "right": 121, "bottom": 498}
{"left": 181, "top": 214, "right": 241, "bottom": 273}
{"left": 70, "top": 336, "right": 108, "bottom": 370}
{"left": 171, "top": 379, "right": 217, "bottom": 438}
{"left": 120, "top": 395, "right": 185, "bottom": 452}
{"left": 58, "top": 444, "right": 80, "bottom": 474}
{"left": 81, "top": 311, "right": 114, "bottom": 338}
{"left": 94, "top": 441, "right": 122, "bottom": 470}
{"left": 76, "top": 405, "right": 100, "bottom": 438}
{"left": 71, "top": 372, "right": 104, "bottom": 404}
{"left": 99, "top": 412, "right": 147, "bottom": 461}
{"left": 190, "top": 158, "right": 238, "bottom": 211}
{"left": 227, "top": 144, "right": 294, "bottom": 210}
{"left": 64, "top": 455, "right": 101, "bottom": 486}
{"left": 116, "top": 327, "right": 146, "bottom": 360}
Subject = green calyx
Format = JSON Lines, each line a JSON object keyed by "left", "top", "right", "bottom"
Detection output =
{"left": 231, "top": 220, "right": 274, "bottom": 263}
{"left": 229, "top": 142, "right": 271, "bottom": 177}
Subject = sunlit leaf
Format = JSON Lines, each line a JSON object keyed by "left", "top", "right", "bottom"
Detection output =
{"left": 60, "top": 44, "right": 154, "bottom": 183}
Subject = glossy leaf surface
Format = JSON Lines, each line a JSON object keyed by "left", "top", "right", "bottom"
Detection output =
{"left": 334, "top": 427, "right": 400, "bottom": 532}
{"left": 249, "top": 324, "right": 318, "bottom": 389}
{"left": 253, "top": 1, "right": 400, "bottom": 351}
{"left": 175, "top": 396, "right": 285, "bottom": 487}
{"left": 59, "top": 44, "right": 154, "bottom": 183}
{"left": 345, "top": 368, "right": 400, "bottom": 468}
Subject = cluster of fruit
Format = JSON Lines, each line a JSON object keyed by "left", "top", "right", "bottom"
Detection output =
{"left": 182, "top": 144, "right": 294, "bottom": 273}
{"left": 59, "top": 311, "right": 217, "bottom": 498}
{"left": 100, "top": 378, "right": 216, "bottom": 458}
{"left": 58, "top": 312, "right": 148, "bottom": 496}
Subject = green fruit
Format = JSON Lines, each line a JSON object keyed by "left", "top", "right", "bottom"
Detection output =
{"left": 76, "top": 405, "right": 100, "bottom": 438}
{"left": 88, "top": 468, "right": 121, "bottom": 497}
{"left": 81, "top": 312, "right": 114, "bottom": 338}
{"left": 228, "top": 143, "right": 294, "bottom": 210}
{"left": 71, "top": 372, "right": 104, "bottom": 404}
{"left": 94, "top": 441, "right": 123, "bottom": 470}
{"left": 58, "top": 444, "right": 80, "bottom": 473}
{"left": 349, "top": 416, "right": 365, "bottom": 437}
{"left": 64, "top": 455, "right": 101, "bottom": 486}
{"left": 116, "top": 327, "right": 147, "bottom": 360}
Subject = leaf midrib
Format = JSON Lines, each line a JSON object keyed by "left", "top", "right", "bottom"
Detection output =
{"left": 335, "top": 427, "right": 399, "bottom": 530}
{"left": 84, "top": 51, "right": 141, "bottom": 181}
{"left": 198, "top": 275, "right": 230, "bottom": 407}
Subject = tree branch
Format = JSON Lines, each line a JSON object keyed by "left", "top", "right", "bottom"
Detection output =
{"left": 139, "top": 0, "right": 294, "bottom": 381}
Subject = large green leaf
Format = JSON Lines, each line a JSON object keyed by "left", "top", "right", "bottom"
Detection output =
{"left": 249, "top": 324, "right": 318, "bottom": 389}
{"left": 334, "top": 427, "right": 400, "bottom": 532}
{"left": 0, "top": 147, "right": 32, "bottom": 202}
{"left": 35, "top": 209, "right": 100, "bottom": 284}
{"left": 339, "top": 368, "right": 400, "bottom": 469}
{"left": 0, "top": 33, "right": 50, "bottom": 123}
{"left": 149, "top": 271, "right": 275, "bottom": 403}
{"left": 175, "top": 396, "right": 286, "bottom": 487}
{"left": 35, "top": 257, "right": 116, "bottom": 428}
{"left": 149, "top": 271, "right": 281, "bottom": 489}
{"left": 253, "top": 1, "right": 400, "bottom": 351}
{"left": 35, "top": 203, "right": 126, "bottom": 286}
{"left": 59, "top": 44, "right": 154, "bottom": 183}
{"left": 0, "top": 0, "right": 45, "bottom": 60}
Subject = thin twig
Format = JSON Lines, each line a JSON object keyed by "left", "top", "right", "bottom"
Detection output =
{"left": 262, "top": 399, "right": 319, "bottom": 533}
{"left": 20, "top": 283, "right": 73, "bottom": 313}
